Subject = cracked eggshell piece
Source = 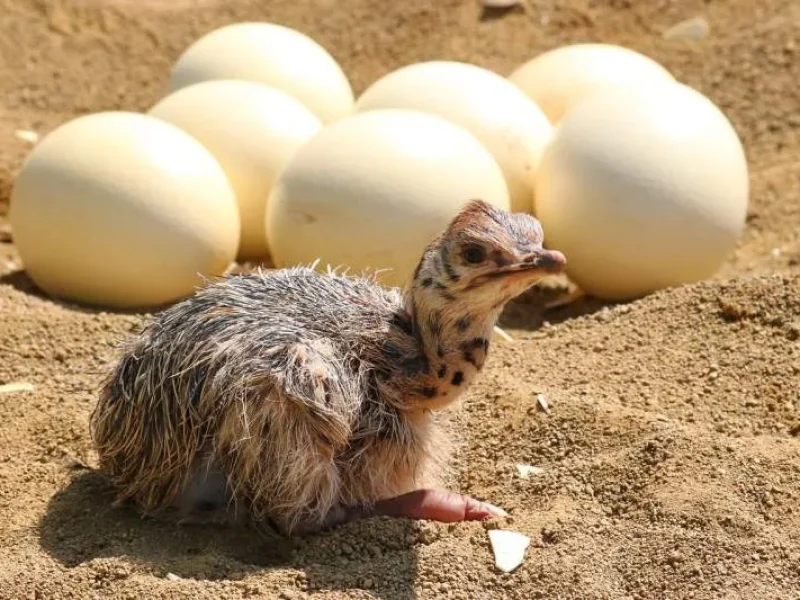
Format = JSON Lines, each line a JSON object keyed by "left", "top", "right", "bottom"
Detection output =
{"left": 266, "top": 109, "right": 510, "bottom": 288}
{"left": 149, "top": 79, "right": 323, "bottom": 261}
{"left": 535, "top": 82, "right": 749, "bottom": 301}
{"left": 488, "top": 529, "right": 531, "bottom": 573}
{"left": 9, "top": 111, "right": 240, "bottom": 309}
{"left": 509, "top": 43, "right": 674, "bottom": 124}
{"left": 169, "top": 22, "right": 354, "bottom": 124}
{"left": 355, "top": 61, "right": 552, "bottom": 214}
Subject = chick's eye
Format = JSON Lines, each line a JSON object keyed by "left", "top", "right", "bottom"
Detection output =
{"left": 462, "top": 244, "right": 486, "bottom": 264}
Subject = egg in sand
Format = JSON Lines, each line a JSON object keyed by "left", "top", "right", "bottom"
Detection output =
{"left": 535, "top": 82, "right": 749, "bottom": 300}
{"left": 266, "top": 109, "right": 511, "bottom": 288}
{"left": 9, "top": 112, "right": 240, "bottom": 309}
{"left": 356, "top": 61, "right": 552, "bottom": 214}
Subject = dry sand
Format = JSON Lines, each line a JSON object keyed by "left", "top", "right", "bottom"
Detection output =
{"left": 1, "top": 0, "right": 799, "bottom": 598}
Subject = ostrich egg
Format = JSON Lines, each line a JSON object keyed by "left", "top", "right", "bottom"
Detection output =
{"left": 149, "top": 79, "right": 322, "bottom": 261}
{"left": 535, "top": 82, "right": 749, "bottom": 300}
{"left": 9, "top": 111, "right": 240, "bottom": 309}
{"left": 266, "top": 109, "right": 511, "bottom": 288}
{"left": 509, "top": 44, "right": 674, "bottom": 124}
{"left": 355, "top": 61, "right": 552, "bottom": 214}
{"left": 169, "top": 22, "right": 354, "bottom": 124}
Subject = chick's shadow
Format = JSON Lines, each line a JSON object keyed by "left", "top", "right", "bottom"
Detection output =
{"left": 39, "top": 469, "right": 419, "bottom": 600}
{"left": 499, "top": 277, "right": 611, "bottom": 331}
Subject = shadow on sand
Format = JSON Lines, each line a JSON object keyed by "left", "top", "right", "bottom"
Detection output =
{"left": 499, "top": 279, "right": 613, "bottom": 332}
{"left": 478, "top": 3, "right": 525, "bottom": 22}
{"left": 0, "top": 268, "right": 158, "bottom": 316}
{"left": 0, "top": 269, "right": 42, "bottom": 297}
{"left": 39, "top": 470, "right": 419, "bottom": 599}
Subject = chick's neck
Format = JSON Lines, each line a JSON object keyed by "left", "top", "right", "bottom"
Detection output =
{"left": 395, "top": 254, "right": 503, "bottom": 413}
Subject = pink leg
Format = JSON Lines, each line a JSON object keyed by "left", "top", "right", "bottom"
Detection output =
{"left": 325, "top": 488, "right": 507, "bottom": 529}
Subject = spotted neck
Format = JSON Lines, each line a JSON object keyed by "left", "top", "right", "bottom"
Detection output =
{"left": 413, "top": 297, "right": 500, "bottom": 404}
{"left": 388, "top": 252, "right": 504, "bottom": 412}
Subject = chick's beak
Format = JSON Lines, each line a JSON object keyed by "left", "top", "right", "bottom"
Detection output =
{"left": 524, "top": 248, "right": 567, "bottom": 274}
{"left": 468, "top": 247, "right": 567, "bottom": 288}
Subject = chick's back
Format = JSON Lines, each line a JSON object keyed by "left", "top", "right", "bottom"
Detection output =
{"left": 90, "top": 267, "right": 407, "bottom": 517}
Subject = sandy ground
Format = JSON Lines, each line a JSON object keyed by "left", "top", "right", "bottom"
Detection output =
{"left": 1, "top": 0, "right": 799, "bottom": 598}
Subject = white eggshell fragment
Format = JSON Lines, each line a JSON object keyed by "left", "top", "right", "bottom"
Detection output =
{"left": 149, "top": 79, "right": 323, "bottom": 261}
{"left": 516, "top": 464, "right": 545, "bottom": 479}
{"left": 488, "top": 529, "right": 531, "bottom": 573}
{"left": 509, "top": 44, "right": 674, "bottom": 124}
{"left": 266, "top": 109, "right": 510, "bottom": 288}
{"left": 9, "top": 111, "right": 240, "bottom": 309}
{"left": 535, "top": 82, "right": 749, "bottom": 301}
{"left": 355, "top": 60, "right": 553, "bottom": 213}
{"left": 169, "top": 22, "right": 354, "bottom": 124}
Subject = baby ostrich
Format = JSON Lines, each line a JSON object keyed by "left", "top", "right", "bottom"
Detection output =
{"left": 90, "top": 199, "right": 566, "bottom": 536}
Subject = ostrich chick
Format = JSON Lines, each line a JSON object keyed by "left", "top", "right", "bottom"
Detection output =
{"left": 90, "top": 200, "right": 566, "bottom": 536}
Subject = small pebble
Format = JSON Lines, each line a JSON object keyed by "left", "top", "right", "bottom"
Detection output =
{"left": 480, "top": 0, "right": 520, "bottom": 7}
{"left": 493, "top": 326, "right": 514, "bottom": 342}
{"left": 0, "top": 382, "right": 35, "bottom": 395}
{"left": 516, "top": 463, "right": 545, "bottom": 479}
{"left": 663, "top": 16, "right": 709, "bottom": 40}
{"left": 536, "top": 394, "right": 550, "bottom": 414}
{"left": 15, "top": 129, "right": 39, "bottom": 144}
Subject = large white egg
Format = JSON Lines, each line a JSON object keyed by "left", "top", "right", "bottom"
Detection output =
{"left": 354, "top": 61, "right": 552, "bottom": 214}
{"left": 149, "top": 80, "right": 322, "bottom": 261}
{"left": 9, "top": 111, "right": 240, "bottom": 309}
{"left": 266, "top": 109, "right": 510, "bottom": 288}
{"left": 509, "top": 44, "right": 674, "bottom": 124}
{"left": 535, "top": 82, "right": 749, "bottom": 300}
{"left": 169, "top": 22, "right": 354, "bottom": 124}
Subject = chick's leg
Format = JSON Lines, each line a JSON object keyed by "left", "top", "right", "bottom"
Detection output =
{"left": 371, "top": 489, "right": 509, "bottom": 521}
{"left": 323, "top": 489, "right": 507, "bottom": 529}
